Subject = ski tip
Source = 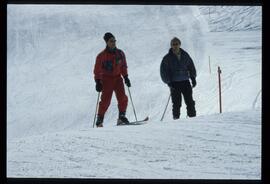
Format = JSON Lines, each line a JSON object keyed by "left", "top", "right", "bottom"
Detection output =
{"left": 144, "top": 116, "right": 149, "bottom": 121}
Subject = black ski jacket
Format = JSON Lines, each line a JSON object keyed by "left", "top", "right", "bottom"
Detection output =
{"left": 160, "top": 48, "right": 197, "bottom": 84}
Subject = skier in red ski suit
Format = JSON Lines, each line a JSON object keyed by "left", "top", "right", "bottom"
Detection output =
{"left": 94, "top": 32, "right": 131, "bottom": 127}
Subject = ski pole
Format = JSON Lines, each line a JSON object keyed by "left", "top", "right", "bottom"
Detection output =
{"left": 93, "top": 92, "right": 100, "bottom": 128}
{"left": 160, "top": 94, "right": 171, "bottom": 121}
{"left": 127, "top": 87, "right": 138, "bottom": 121}
{"left": 218, "top": 66, "right": 222, "bottom": 113}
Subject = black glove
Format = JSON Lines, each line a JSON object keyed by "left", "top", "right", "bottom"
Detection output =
{"left": 95, "top": 79, "right": 102, "bottom": 92}
{"left": 191, "top": 77, "right": 196, "bottom": 88}
{"left": 123, "top": 75, "right": 131, "bottom": 87}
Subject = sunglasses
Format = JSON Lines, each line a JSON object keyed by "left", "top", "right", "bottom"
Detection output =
{"left": 172, "top": 43, "right": 179, "bottom": 46}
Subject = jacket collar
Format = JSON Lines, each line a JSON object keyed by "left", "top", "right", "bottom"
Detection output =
{"left": 105, "top": 46, "right": 117, "bottom": 53}
{"left": 169, "top": 48, "right": 183, "bottom": 55}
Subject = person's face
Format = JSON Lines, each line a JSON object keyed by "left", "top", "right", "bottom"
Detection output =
{"left": 171, "top": 41, "right": 180, "bottom": 51}
{"left": 107, "top": 37, "right": 116, "bottom": 49}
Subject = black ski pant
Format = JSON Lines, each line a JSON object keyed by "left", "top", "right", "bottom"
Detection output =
{"left": 170, "top": 80, "right": 196, "bottom": 118}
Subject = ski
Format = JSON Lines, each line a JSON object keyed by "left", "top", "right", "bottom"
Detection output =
{"left": 117, "top": 116, "right": 149, "bottom": 126}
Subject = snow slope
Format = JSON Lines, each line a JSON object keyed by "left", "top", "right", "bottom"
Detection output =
{"left": 7, "top": 5, "right": 209, "bottom": 139}
{"left": 7, "top": 109, "right": 261, "bottom": 179}
{"left": 7, "top": 5, "right": 262, "bottom": 179}
{"left": 199, "top": 6, "right": 262, "bottom": 32}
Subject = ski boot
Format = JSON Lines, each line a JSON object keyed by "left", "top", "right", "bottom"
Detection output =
{"left": 117, "top": 111, "right": 130, "bottom": 125}
{"left": 173, "top": 116, "right": 180, "bottom": 120}
{"left": 173, "top": 112, "right": 180, "bottom": 120}
{"left": 96, "top": 115, "right": 104, "bottom": 128}
{"left": 187, "top": 101, "right": 196, "bottom": 117}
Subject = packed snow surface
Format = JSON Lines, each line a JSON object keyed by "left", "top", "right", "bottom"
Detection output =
{"left": 7, "top": 5, "right": 261, "bottom": 179}
{"left": 8, "top": 109, "right": 261, "bottom": 179}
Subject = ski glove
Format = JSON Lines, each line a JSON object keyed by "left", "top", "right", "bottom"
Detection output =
{"left": 95, "top": 79, "right": 102, "bottom": 92}
{"left": 191, "top": 77, "right": 196, "bottom": 88}
{"left": 124, "top": 75, "right": 131, "bottom": 87}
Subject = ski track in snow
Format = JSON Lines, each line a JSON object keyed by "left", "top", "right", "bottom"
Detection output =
{"left": 198, "top": 6, "right": 261, "bottom": 32}
{"left": 7, "top": 5, "right": 261, "bottom": 179}
{"left": 252, "top": 89, "right": 261, "bottom": 110}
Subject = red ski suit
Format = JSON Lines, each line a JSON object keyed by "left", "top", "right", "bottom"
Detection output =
{"left": 94, "top": 47, "right": 128, "bottom": 116}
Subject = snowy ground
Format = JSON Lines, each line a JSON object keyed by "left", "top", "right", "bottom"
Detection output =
{"left": 7, "top": 5, "right": 261, "bottom": 179}
{"left": 198, "top": 6, "right": 261, "bottom": 32}
{"left": 7, "top": 109, "right": 261, "bottom": 179}
{"left": 195, "top": 30, "right": 261, "bottom": 115}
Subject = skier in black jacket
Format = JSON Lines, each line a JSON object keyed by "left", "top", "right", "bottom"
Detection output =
{"left": 160, "top": 37, "right": 197, "bottom": 119}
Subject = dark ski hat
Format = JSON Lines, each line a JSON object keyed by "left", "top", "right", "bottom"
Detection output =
{"left": 103, "top": 32, "right": 115, "bottom": 42}
{"left": 171, "top": 37, "right": 181, "bottom": 45}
